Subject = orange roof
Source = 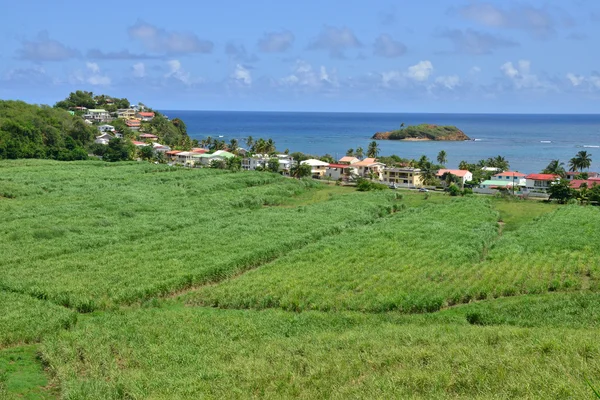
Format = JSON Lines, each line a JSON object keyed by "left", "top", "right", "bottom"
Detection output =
{"left": 436, "top": 169, "right": 471, "bottom": 177}
{"left": 525, "top": 173, "right": 559, "bottom": 181}
{"left": 494, "top": 171, "right": 526, "bottom": 177}
{"left": 353, "top": 158, "right": 380, "bottom": 167}
{"left": 166, "top": 150, "right": 182, "bottom": 155}
{"left": 138, "top": 112, "right": 155, "bottom": 117}
{"left": 339, "top": 156, "right": 359, "bottom": 163}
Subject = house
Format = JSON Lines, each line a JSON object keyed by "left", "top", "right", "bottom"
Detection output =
{"left": 301, "top": 159, "right": 330, "bottom": 178}
{"left": 383, "top": 168, "right": 424, "bottom": 187}
{"left": 117, "top": 109, "right": 137, "bottom": 119}
{"left": 436, "top": 169, "right": 473, "bottom": 186}
{"left": 98, "top": 124, "right": 115, "bottom": 133}
{"left": 175, "top": 151, "right": 198, "bottom": 165}
{"left": 193, "top": 151, "right": 235, "bottom": 166}
{"left": 132, "top": 141, "right": 149, "bottom": 147}
{"left": 491, "top": 171, "right": 526, "bottom": 186}
{"left": 325, "top": 164, "right": 358, "bottom": 181}
{"left": 139, "top": 133, "right": 158, "bottom": 141}
{"left": 564, "top": 171, "right": 599, "bottom": 180}
{"left": 94, "top": 133, "right": 114, "bottom": 145}
{"left": 525, "top": 173, "right": 560, "bottom": 192}
{"left": 165, "top": 150, "right": 182, "bottom": 161}
{"left": 338, "top": 156, "right": 360, "bottom": 165}
{"left": 242, "top": 154, "right": 293, "bottom": 172}
{"left": 191, "top": 148, "right": 208, "bottom": 154}
{"left": 352, "top": 158, "right": 385, "bottom": 180}
{"left": 153, "top": 145, "right": 171, "bottom": 153}
{"left": 137, "top": 112, "right": 155, "bottom": 121}
{"left": 125, "top": 120, "right": 141, "bottom": 131}
{"left": 570, "top": 177, "right": 600, "bottom": 189}
{"left": 87, "top": 109, "right": 111, "bottom": 122}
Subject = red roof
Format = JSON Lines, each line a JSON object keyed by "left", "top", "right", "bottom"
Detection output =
{"left": 525, "top": 173, "right": 559, "bottom": 181}
{"left": 493, "top": 171, "right": 526, "bottom": 177}
{"left": 191, "top": 148, "right": 208, "bottom": 154}
{"left": 126, "top": 120, "right": 141, "bottom": 126}
{"left": 132, "top": 141, "right": 146, "bottom": 145}
{"left": 139, "top": 134, "right": 157, "bottom": 138}
{"left": 328, "top": 164, "right": 352, "bottom": 169}
{"left": 570, "top": 179, "right": 600, "bottom": 189}
{"left": 138, "top": 112, "right": 155, "bottom": 117}
{"left": 436, "top": 169, "right": 471, "bottom": 178}
{"left": 166, "top": 150, "right": 182, "bottom": 155}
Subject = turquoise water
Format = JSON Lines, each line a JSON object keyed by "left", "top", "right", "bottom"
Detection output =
{"left": 163, "top": 111, "right": 600, "bottom": 173}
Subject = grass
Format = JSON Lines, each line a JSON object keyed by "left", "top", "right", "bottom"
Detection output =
{"left": 2, "top": 159, "right": 600, "bottom": 398}
{"left": 41, "top": 303, "right": 600, "bottom": 399}
{"left": 0, "top": 292, "right": 76, "bottom": 348}
{"left": 0, "top": 345, "right": 55, "bottom": 400}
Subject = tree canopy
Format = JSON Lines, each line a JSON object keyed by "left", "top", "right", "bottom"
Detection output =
{"left": 0, "top": 100, "right": 95, "bottom": 160}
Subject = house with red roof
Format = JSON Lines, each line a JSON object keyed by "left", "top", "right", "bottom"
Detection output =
{"left": 570, "top": 177, "right": 600, "bottom": 189}
{"left": 525, "top": 173, "right": 560, "bottom": 192}
{"left": 125, "top": 120, "right": 141, "bottom": 131}
{"left": 137, "top": 112, "right": 155, "bottom": 121}
{"left": 352, "top": 158, "right": 386, "bottom": 180}
{"left": 139, "top": 133, "right": 158, "bottom": 141}
{"left": 325, "top": 163, "right": 359, "bottom": 181}
{"left": 436, "top": 169, "right": 473, "bottom": 185}
{"left": 564, "top": 171, "right": 599, "bottom": 180}
{"left": 492, "top": 171, "right": 527, "bottom": 186}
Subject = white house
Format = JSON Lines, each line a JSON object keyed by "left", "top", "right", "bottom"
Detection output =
{"left": 352, "top": 158, "right": 385, "bottom": 180}
{"left": 86, "top": 109, "right": 111, "bottom": 122}
{"left": 436, "top": 169, "right": 473, "bottom": 186}
{"left": 525, "top": 174, "right": 560, "bottom": 193}
{"left": 325, "top": 164, "right": 358, "bottom": 181}
{"left": 98, "top": 124, "right": 115, "bottom": 132}
{"left": 244, "top": 154, "right": 294, "bottom": 172}
{"left": 94, "top": 133, "right": 114, "bottom": 145}
{"left": 301, "top": 159, "right": 330, "bottom": 178}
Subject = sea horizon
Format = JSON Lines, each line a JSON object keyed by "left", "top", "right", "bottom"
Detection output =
{"left": 163, "top": 110, "right": 600, "bottom": 174}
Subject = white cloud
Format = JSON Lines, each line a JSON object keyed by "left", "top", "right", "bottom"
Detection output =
{"left": 500, "top": 60, "right": 554, "bottom": 91}
{"left": 132, "top": 63, "right": 146, "bottom": 78}
{"left": 406, "top": 61, "right": 433, "bottom": 82}
{"left": 566, "top": 73, "right": 584, "bottom": 86}
{"left": 501, "top": 61, "right": 519, "bottom": 78}
{"left": 470, "top": 66, "right": 482, "bottom": 74}
{"left": 128, "top": 20, "right": 213, "bottom": 54}
{"left": 231, "top": 64, "right": 252, "bottom": 86}
{"left": 165, "top": 59, "right": 191, "bottom": 84}
{"left": 308, "top": 26, "right": 362, "bottom": 58}
{"left": 84, "top": 63, "right": 111, "bottom": 86}
{"left": 440, "top": 29, "right": 518, "bottom": 55}
{"left": 278, "top": 60, "right": 338, "bottom": 90}
{"left": 435, "top": 75, "right": 460, "bottom": 90}
{"left": 373, "top": 34, "right": 407, "bottom": 58}
{"left": 258, "top": 30, "right": 294, "bottom": 53}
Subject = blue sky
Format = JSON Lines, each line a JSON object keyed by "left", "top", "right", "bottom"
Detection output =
{"left": 0, "top": 0, "right": 599, "bottom": 112}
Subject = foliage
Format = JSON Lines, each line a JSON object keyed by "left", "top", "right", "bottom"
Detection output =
{"left": 569, "top": 150, "right": 592, "bottom": 172}
{"left": 142, "top": 113, "right": 191, "bottom": 149}
{"left": 0, "top": 100, "right": 94, "bottom": 160}
{"left": 356, "top": 178, "right": 387, "bottom": 191}
{"left": 267, "top": 157, "right": 280, "bottom": 173}
{"left": 290, "top": 163, "right": 312, "bottom": 178}
{"left": 543, "top": 159, "right": 566, "bottom": 176}
{"left": 447, "top": 183, "right": 461, "bottom": 196}
{"left": 437, "top": 150, "right": 447, "bottom": 165}
{"left": 138, "top": 145, "right": 154, "bottom": 160}
{"left": 366, "top": 140, "right": 380, "bottom": 158}
{"left": 103, "top": 138, "right": 134, "bottom": 162}
{"left": 548, "top": 178, "right": 574, "bottom": 204}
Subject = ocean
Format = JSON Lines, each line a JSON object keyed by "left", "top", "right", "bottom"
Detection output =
{"left": 162, "top": 111, "right": 600, "bottom": 173}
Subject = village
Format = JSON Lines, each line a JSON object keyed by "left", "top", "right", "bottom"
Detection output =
{"left": 85, "top": 103, "right": 598, "bottom": 200}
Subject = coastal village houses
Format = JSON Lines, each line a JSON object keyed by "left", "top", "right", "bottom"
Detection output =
{"left": 383, "top": 168, "right": 424, "bottom": 187}
{"left": 301, "top": 159, "right": 330, "bottom": 178}
{"left": 436, "top": 169, "right": 473, "bottom": 186}
{"left": 353, "top": 158, "right": 385, "bottom": 180}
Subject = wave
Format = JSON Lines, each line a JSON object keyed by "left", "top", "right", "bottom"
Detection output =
{"left": 540, "top": 140, "right": 552, "bottom": 143}
{"left": 584, "top": 145, "right": 600, "bottom": 148}
{"left": 473, "top": 138, "right": 483, "bottom": 141}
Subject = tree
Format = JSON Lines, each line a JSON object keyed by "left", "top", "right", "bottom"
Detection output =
{"left": 267, "top": 157, "right": 280, "bottom": 173}
{"left": 437, "top": 150, "right": 447, "bottom": 166}
{"left": 104, "top": 138, "right": 134, "bottom": 162}
{"left": 458, "top": 160, "right": 469, "bottom": 170}
{"left": 571, "top": 150, "right": 592, "bottom": 172}
{"left": 290, "top": 163, "right": 311, "bottom": 178}
{"left": 355, "top": 147, "right": 364, "bottom": 160}
{"left": 346, "top": 148, "right": 354, "bottom": 156}
{"left": 209, "top": 159, "right": 226, "bottom": 169}
{"left": 447, "top": 184, "right": 461, "bottom": 196}
{"left": 245, "top": 136, "right": 254, "bottom": 149}
{"left": 226, "top": 156, "right": 242, "bottom": 171}
{"left": 441, "top": 172, "right": 460, "bottom": 187}
{"left": 543, "top": 159, "right": 566, "bottom": 177}
{"left": 229, "top": 139, "right": 239, "bottom": 153}
{"left": 367, "top": 141, "right": 380, "bottom": 158}
{"left": 548, "top": 179, "right": 574, "bottom": 204}
{"left": 139, "top": 145, "right": 154, "bottom": 160}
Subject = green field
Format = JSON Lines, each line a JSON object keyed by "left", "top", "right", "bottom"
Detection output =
{"left": 1, "top": 159, "right": 600, "bottom": 399}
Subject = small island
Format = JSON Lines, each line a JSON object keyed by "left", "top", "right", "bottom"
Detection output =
{"left": 372, "top": 124, "right": 470, "bottom": 141}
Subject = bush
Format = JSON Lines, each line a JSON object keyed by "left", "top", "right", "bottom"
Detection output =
{"left": 448, "top": 184, "right": 461, "bottom": 196}
{"left": 356, "top": 178, "right": 388, "bottom": 192}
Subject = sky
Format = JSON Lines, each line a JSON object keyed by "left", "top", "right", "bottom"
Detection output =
{"left": 0, "top": 0, "right": 599, "bottom": 113}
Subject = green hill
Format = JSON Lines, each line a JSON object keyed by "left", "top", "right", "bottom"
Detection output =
{"left": 373, "top": 124, "right": 470, "bottom": 141}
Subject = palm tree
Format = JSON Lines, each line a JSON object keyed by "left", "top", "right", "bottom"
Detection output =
{"left": 573, "top": 150, "right": 592, "bottom": 171}
{"left": 543, "top": 159, "right": 566, "bottom": 176}
{"left": 265, "top": 138, "right": 276, "bottom": 154}
{"left": 245, "top": 136, "right": 254, "bottom": 149}
{"left": 366, "top": 141, "right": 380, "bottom": 158}
{"left": 568, "top": 157, "right": 578, "bottom": 172}
{"left": 417, "top": 155, "right": 430, "bottom": 170}
{"left": 205, "top": 136, "right": 213, "bottom": 148}
{"left": 355, "top": 147, "right": 364, "bottom": 160}
{"left": 229, "top": 139, "right": 238, "bottom": 153}
{"left": 493, "top": 155, "right": 509, "bottom": 172}
{"left": 346, "top": 148, "right": 354, "bottom": 156}
{"left": 437, "top": 150, "right": 447, "bottom": 166}
{"left": 458, "top": 160, "right": 469, "bottom": 170}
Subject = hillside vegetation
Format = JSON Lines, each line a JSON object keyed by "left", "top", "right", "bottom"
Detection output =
{"left": 1, "top": 159, "right": 600, "bottom": 398}
{"left": 372, "top": 124, "right": 470, "bottom": 141}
